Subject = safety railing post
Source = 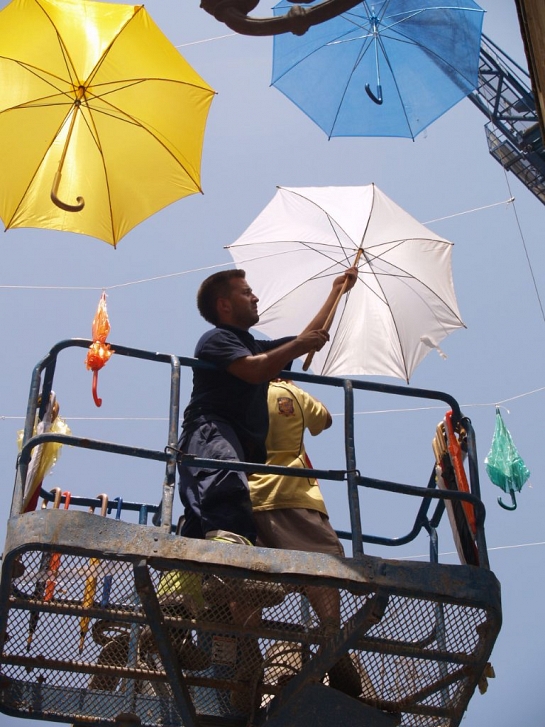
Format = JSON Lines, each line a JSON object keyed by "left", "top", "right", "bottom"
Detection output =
{"left": 429, "top": 526, "right": 450, "bottom": 707}
{"left": 344, "top": 379, "right": 364, "bottom": 557}
{"left": 11, "top": 353, "right": 57, "bottom": 518}
{"left": 157, "top": 355, "right": 181, "bottom": 533}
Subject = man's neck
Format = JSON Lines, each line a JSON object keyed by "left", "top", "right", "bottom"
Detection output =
{"left": 217, "top": 318, "right": 250, "bottom": 332}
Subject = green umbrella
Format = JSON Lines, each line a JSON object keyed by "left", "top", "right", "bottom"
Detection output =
{"left": 485, "top": 408, "right": 530, "bottom": 511}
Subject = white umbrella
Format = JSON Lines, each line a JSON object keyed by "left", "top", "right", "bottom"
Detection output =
{"left": 227, "top": 184, "right": 465, "bottom": 382}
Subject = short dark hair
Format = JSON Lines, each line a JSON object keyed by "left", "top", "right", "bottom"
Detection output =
{"left": 197, "top": 269, "right": 246, "bottom": 325}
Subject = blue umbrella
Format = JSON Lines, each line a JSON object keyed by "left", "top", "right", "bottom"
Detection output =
{"left": 271, "top": 0, "right": 484, "bottom": 139}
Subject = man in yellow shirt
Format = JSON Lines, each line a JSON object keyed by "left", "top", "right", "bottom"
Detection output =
{"left": 249, "top": 379, "right": 361, "bottom": 697}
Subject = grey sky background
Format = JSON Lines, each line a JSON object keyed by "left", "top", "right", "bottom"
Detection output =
{"left": 0, "top": 1, "right": 543, "bottom": 725}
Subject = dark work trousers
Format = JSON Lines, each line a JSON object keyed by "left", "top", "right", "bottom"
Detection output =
{"left": 177, "top": 418, "right": 257, "bottom": 544}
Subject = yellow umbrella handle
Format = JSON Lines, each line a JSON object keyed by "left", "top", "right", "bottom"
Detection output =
{"left": 51, "top": 170, "right": 85, "bottom": 212}
{"left": 303, "top": 249, "right": 362, "bottom": 371}
{"left": 79, "top": 494, "right": 109, "bottom": 653}
{"left": 50, "top": 102, "right": 85, "bottom": 213}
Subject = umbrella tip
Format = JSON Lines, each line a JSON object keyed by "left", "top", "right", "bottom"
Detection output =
{"left": 420, "top": 336, "right": 447, "bottom": 360}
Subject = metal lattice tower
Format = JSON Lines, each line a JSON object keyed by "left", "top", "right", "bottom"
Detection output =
{"left": 469, "top": 33, "right": 545, "bottom": 205}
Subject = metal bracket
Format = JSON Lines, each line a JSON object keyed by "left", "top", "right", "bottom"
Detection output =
{"left": 259, "top": 591, "right": 389, "bottom": 726}
{"left": 132, "top": 560, "right": 200, "bottom": 727}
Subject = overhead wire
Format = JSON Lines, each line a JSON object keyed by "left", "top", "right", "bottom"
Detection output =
{"left": 397, "top": 540, "right": 545, "bottom": 561}
{"left": 3, "top": 381, "right": 545, "bottom": 422}
{"left": 0, "top": 197, "right": 517, "bottom": 292}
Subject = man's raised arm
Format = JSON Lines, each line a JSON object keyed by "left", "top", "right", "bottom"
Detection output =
{"left": 227, "top": 330, "right": 329, "bottom": 384}
{"left": 228, "top": 266, "right": 358, "bottom": 385}
{"left": 301, "top": 266, "right": 358, "bottom": 334}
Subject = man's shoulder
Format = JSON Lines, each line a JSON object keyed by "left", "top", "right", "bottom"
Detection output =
{"left": 194, "top": 326, "right": 255, "bottom": 363}
{"left": 196, "top": 326, "right": 244, "bottom": 349}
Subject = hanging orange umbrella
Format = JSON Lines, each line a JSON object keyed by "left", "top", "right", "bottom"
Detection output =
{"left": 27, "top": 487, "right": 62, "bottom": 651}
{"left": 44, "top": 490, "right": 71, "bottom": 602}
{"left": 85, "top": 292, "right": 114, "bottom": 407}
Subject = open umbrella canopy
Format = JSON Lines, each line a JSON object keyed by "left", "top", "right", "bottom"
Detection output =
{"left": 227, "top": 184, "right": 465, "bottom": 382}
{"left": 271, "top": 0, "right": 484, "bottom": 139}
{"left": 0, "top": 0, "right": 215, "bottom": 246}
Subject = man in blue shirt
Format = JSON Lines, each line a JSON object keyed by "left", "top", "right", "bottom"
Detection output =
{"left": 178, "top": 266, "right": 356, "bottom": 546}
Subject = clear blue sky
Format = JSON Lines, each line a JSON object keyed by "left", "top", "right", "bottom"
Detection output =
{"left": 0, "top": 1, "right": 543, "bottom": 726}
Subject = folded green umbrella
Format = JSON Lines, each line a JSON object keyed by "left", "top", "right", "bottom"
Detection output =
{"left": 485, "top": 408, "right": 530, "bottom": 510}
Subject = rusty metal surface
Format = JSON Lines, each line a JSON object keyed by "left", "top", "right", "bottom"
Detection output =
{"left": 0, "top": 511, "right": 501, "bottom": 727}
{"left": 4, "top": 511, "right": 501, "bottom": 609}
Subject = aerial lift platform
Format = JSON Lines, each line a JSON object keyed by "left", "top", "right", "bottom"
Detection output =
{"left": 0, "top": 340, "right": 501, "bottom": 727}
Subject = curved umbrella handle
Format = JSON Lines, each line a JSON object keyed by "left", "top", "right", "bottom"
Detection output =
{"left": 365, "top": 83, "right": 383, "bottom": 105}
{"left": 498, "top": 490, "right": 517, "bottom": 511}
{"left": 50, "top": 170, "right": 85, "bottom": 213}
{"left": 92, "top": 370, "right": 102, "bottom": 408}
{"left": 100, "top": 497, "right": 123, "bottom": 607}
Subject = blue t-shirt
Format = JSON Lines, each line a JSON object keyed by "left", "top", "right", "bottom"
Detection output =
{"left": 182, "top": 325, "right": 294, "bottom": 463}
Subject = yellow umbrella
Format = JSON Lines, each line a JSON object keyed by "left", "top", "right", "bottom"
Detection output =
{"left": 0, "top": 0, "right": 215, "bottom": 246}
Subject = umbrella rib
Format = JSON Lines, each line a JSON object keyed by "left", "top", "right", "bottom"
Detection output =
{"left": 257, "top": 259, "right": 348, "bottom": 320}
{"left": 333, "top": 3, "right": 481, "bottom": 138}
{"left": 327, "top": 36, "right": 375, "bottom": 137}
{"left": 326, "top": 4, "right": 401, "bottom": 136}
{"left": 276, "top": 187, "right": 358, "bottom": 260}
{"left": 230, "top": 243, "right": 356, "bottom": 273}
{"left": 0, "top": 59, "right": 77, "bottom": 106}
{"left": 74, "top": 104, "right": 115, "bottom": 244}
{"left": 288, "top": 239, "right": 353, "bottom": 267}
{"left": 330, "top": 0, "right": 393, "bottom": 46}
{"left": 366, "top": 260, "right": 464, "bottom": 322}
{"left": 84, "top": 7, "right": 144, "bottom": 88}
{"left": 319, "top": 288, "right": 353, "bottom": 375}
{"left": 272, "top": 22, "right": 367, "bottom": 85}
{"left": 35, "top": 0, "right": 78, "bottom": 86}
{"left": 371, "top": 31, "right": 415, "bottom": 136}
{"left": 2, "top": 103, "right": 78, "bottom": 229}
{"left": 324, "top": 242, "right": 463, "bottom": 381}
{"left": 360, "top": 246, "right": 411, "bottom": 381}
{"left": 79, "top": 90, "right": 206, "bottom": 191}
{"left": 360, "top": 245, "right": 465, "bottom": 374}
{"left": 360, "top": 238, "right": 464, "bottom": 322}
{"left": 227, "top": 239, "right": 347, "bottom": 251}
{"left": 89, "top": 77, "right": 214, "bottom": 102}
{"left": 372, "top": 2, "right": 483, "bottom": 90}
{"left": 388, "top": 28, "right": 480, "bottom": 89}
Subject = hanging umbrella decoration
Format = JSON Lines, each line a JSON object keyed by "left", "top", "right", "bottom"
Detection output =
{"left": 271, "top": 0, "right": 484, "bottom": 139}
{"left": 17, "top": 391, "right": 71, "bottom": 512}
{"left": 100, "top": 497, "right": 123, "bottom": 607}
{"left": 79, "top": 494, "right": 109, "bottom": 653}
{"left": 86, "top": 292, "right": 113, "bottom": 407}
{"left": 26, "top": 487, "right": 62, "bottom": 652}
{"left": 0, "top": 0, "right": 215, "bottom": 246}
{"left": 485, "top": 408, "right": 530, "bottom": 511}
{"left": 227, "top": 184, "right": 465, "bottom": 382}
{"left": 432, "top": 413, "right": 478, "bottom": 566}
{"left": 44, "top": 491, "right": 71, "bottom": 601}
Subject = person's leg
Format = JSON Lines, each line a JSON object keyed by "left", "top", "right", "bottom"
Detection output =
{"left": 304, "top": 586, "right": 341, "bottom": 628}
{"left": 178, "top": 420, "right": 257, "bottom": 543}
{"left": 254, "top": 508, "right": 361, "bottom": 697}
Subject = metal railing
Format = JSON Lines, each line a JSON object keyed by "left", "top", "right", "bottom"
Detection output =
{"left": 13, "top": 339, "right": 488, "bottom": 567}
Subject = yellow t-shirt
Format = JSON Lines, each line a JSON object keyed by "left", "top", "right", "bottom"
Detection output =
{"left": 249, "top": 381, "right": 330, "bottom": 514}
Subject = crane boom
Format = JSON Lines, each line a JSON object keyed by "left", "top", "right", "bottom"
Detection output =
{"left": 469, "top": 33, "right": 545, "bottom": 205}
